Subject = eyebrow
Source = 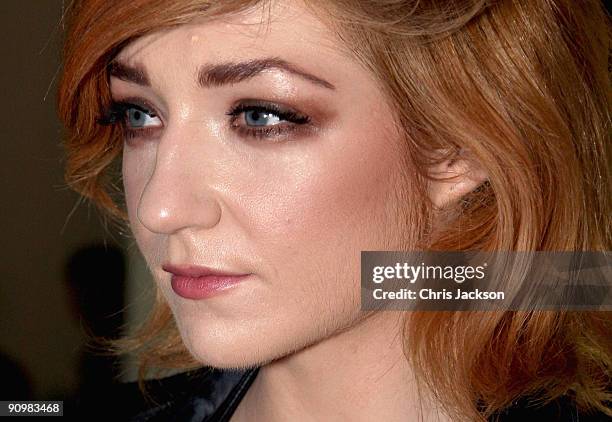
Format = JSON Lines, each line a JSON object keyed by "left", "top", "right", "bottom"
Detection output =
{"left": 108, "top": 57, "right": 335, "bottom": 90}
{"left": 109, "top": 60, "right": 150, "bottom": 85}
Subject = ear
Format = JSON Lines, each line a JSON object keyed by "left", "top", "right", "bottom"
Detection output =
{"left": 426, "top": 148, "right": 488, "bottom": 209}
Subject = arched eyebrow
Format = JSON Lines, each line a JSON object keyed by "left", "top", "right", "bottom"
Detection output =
{"left": 198, "top": 57, "right": 335, "bottom": 90}
{"left": 108, "top": 57, "right": 335, "bottom": 90}
{"left": 109, "top": 60, "right": 150, "bottom": 85}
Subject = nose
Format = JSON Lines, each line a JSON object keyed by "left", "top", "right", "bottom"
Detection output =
{"left": 136, "top": 130, "right": 222, "bottom": 235}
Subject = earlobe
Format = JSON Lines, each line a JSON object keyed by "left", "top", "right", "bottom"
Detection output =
{"left": 426, "top": 149, "right": 488, "bottom": 210}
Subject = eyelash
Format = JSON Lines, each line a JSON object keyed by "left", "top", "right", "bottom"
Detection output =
{"left": 98, "top": 99, "right": 312, "bottom": 142}
{"left": 98, "top": 99, "right": 159, "bottom": 141}
{"left": 225, "top": 100, "right": 311, "bottom": 140}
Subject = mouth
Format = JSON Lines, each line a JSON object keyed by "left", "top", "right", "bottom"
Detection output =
{"left": 162, "top": 263, "right": 252, "bottom": 300}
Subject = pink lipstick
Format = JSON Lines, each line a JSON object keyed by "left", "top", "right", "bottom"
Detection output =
{"left": 163, "top": 264, "right": 251, "bottom": 300}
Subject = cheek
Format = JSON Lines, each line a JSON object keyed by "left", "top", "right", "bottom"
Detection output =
{"left": 240, "top": 128, "right": 405, "bottom": 283}
{"left": 222, "top": 125, "right": 407, "bottom": 351}
{"left": 122, "top": 145, "right": 156, "bottom": 250}
{"left": 237, "top": 98, "right": 405, "bottom": 261}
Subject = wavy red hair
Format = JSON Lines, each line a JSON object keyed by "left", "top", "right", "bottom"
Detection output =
{"left": 58, "top": 1, "right": 611, "bottom": 420}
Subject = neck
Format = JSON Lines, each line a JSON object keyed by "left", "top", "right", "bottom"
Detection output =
{"left": 231, "top": 312, "right": 453, "bottom": 421}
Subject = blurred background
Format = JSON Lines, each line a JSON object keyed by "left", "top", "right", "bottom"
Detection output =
{"left": 0, "top": 0, "right": 154, "bottom": 406}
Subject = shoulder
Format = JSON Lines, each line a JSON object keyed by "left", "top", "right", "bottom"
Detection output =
{"left": 121, "top": 366, "right": 260, "bottom": 422}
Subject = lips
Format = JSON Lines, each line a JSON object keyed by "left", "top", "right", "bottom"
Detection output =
{"left": 162, "top": 263, "right": 251, "bottom": 300}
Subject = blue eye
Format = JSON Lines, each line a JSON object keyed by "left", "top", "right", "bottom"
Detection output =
{"left": 98, "top": 100, "right": 163, "bottom": 141}
{"left": 244, "top": 109, "right": 282, "bottom": 126}
{"left": 125, "top": 106, "right": 161, "bottom": 128}
{"left": 99, "top": 101, "right": 162, "bottom": 129}
{"left": 227, "top": 101, "right": 311, "bottom": 140}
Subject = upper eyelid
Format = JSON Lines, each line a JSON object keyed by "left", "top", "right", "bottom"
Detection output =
{"left": 108, "top": 91, "right": 167, "bottom": 121}
{"left": 229, "top": 98, "right": 295, "bottom": 110}
{"left": 112, "top": 97, "right": 160, "bottom": 115}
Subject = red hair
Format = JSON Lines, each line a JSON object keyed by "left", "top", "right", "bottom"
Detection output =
{"left": 58, "top": 1, "right": 611, "bottom": 420}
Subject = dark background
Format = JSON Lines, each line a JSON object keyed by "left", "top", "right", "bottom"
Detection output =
{"left": 0, "top": 0, "right": 153, "bottom": 404}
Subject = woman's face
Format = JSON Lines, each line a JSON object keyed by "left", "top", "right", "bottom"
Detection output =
{"left": 112, "top": 0, "right": 411, "bottom": 367}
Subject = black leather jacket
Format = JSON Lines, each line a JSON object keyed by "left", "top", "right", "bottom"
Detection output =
{"left": 91, "top": 366, "right": 609, "bottom": 421}
{"left": 129, "top": 367, "right": 259, "bottom": 422}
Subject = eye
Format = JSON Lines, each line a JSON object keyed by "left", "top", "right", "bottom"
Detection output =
{"left": 125, "top": 106, "right": 161, "bottom": 128}
{"left": 244, "top": 109, "right": 282, "bottom": 126}
{"left": 227, "top": 100, "right": 311, "bottom": 140}
{"left": 98, "top": 99, "right": 163, "bottom": 141}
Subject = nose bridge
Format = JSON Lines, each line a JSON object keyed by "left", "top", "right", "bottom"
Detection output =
{"left": 136, "top": 121, "right": 222, "bottom": 235}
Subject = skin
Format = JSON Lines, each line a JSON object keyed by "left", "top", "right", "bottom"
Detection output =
{"left": 111, "top": 1, "right": 486, "bottom": 420}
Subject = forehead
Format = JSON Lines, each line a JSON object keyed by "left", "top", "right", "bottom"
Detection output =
{"left": 115, "top": 1, "right": 349, "bottom": 76}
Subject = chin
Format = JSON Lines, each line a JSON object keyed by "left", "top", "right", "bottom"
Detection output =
{"left": 171, "top": 314, "right": 290, "bottom": 369}
{"left": 172, "top": 306, "right": 355, "bottom": 370}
